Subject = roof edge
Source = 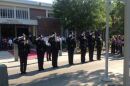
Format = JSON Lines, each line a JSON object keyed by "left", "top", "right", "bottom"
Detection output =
{"left": 0, "top": 0, "right": 52, "bottom": 7}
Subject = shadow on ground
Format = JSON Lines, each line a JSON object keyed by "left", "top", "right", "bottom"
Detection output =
{"left": 9, "top": 69, "right": 123, "bottom": 86}
{"left": 0, "top": 51, "right": 14, "bottom": 60}
{"left": 102, "top": 53, "right": 124, "bottom": 61}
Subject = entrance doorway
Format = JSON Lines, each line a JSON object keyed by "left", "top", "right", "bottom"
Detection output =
{"left": 17, "top": 28, "right": 29, "bottom": 36}
{"left": 0, "top": 24, "right": 29, "bottom": 50}
{"left": 16, "top": 25, "right": 29, "bottom": 37}
{"left": 1, "top": 24, "right": 15, "bottom": 38}
{"left": 0, "top": 24, "right": 15, "bottom": 50}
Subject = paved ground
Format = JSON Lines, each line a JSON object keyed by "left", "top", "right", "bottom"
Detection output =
{"left": 0, "top": 51, "right": 124, "bottom": 86}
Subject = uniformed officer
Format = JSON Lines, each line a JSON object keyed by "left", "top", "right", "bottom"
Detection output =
{"left": 34, "top": 35, "right": 46, "bottom": 71}
{"left": 95, "top": 35, "right": 103, "bottom": 60}
{"left": 87, "top": 32, "right": 95, "bottom": 61}
{"left": 66, "top": 32, "right": 76, "bottom": 65}
{"left": 79, "top": 31, "right": 87, "bottom": 63}
{"left": 14, "top": 33, "right": 30, "bottom": 74}
{"left": 48, "top": 32, "right": 60, "bottom": 68}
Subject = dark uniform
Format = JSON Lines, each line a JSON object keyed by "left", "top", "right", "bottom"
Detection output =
{"left": 14, "top": 35, "right": 30, "bottom": 74}
{"left": 46, "top": 44, "right": 52, "bottom": 61}
{"left": 35, "top": 35, "right": 46, "bottom": 71}
{"left": 79, "top": 32, "right": 87, "bottom": 63}
{"left": 95, "top": 36, "right": 103, "bottom": 60}
{"left": 48, "top": 33, "right": 60, "bottom": 68}
{"left": 88, "top": 33, "right": 95, "bottom": 61}
{"left": 66, "top": 33, "right": 76, "bottom": 65}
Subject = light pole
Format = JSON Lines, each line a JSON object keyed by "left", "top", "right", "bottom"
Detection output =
{"left": 102, "top": 0, "right": 111, "bottom": 82}
{"left": 124, "top": 0, "right": 130, "bottom": 85}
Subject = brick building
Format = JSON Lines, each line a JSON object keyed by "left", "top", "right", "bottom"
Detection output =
{"left": 0, "top": 0, "right": 61, "bottom": 41}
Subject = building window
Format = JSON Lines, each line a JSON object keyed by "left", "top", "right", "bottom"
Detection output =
{"left": 0, "top": 8, "right": 14, "bottom": 18}
{"left": 48, "top": 13, "right": 54, "bottom": 18}
{"left": 0, "top": 7, "right": 29, "bottom": 19}
{"left": 1, "top": 8, "right": 7, "bottom": 18}
{"left": 16, "top": 9, "right": 29, "bottom": 19}
{"left": 47, "top": 10, "right": 54, "bottom": 18}
{"left": 8, "top": 9, "right": 14, "bottom": 18}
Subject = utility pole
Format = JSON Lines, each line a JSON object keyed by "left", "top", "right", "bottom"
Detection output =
{"left": 123, "top": 0, "right": 130, "bottom": 85}
{"left": 102, "top": 0, "right": 111, "bottom": 82}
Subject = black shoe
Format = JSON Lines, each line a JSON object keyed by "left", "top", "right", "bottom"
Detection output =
{"left": 39, "top": 68, "right": 44, "bottom": 71}
{"left": 97, "top": 59, "right": 101, "bottom": 60}
{"left": 53, "top": 66, "right": 58, "bottom": 68}
{"left": 69, "top": 63, "right": 74, "bottom": 66}
{"left": 89, "top": 60, "right": 94, "bottom": 62}
{"left": 21, "top": 72, "right": 26, "bottom": 75}
{"left": 81, "top": 62, "right": 85, "bottom": 64}
{"left": 23, "top": 72, "right": 27, "bottom": 74}
{"left": 21, "top": 72, "right": 24, "bottom": 75}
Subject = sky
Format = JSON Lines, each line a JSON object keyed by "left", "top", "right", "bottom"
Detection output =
{"left": 30, "top": 0, "right": 54, "bottom": 4}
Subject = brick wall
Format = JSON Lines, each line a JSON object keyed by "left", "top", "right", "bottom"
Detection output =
{"left": 30, "top": 8, "right": 61, "bottom": 36}
{"left": 30, "top": 8, "right": 46, "bottom": 20}
{"left": 37, "top": 18, "right": 61, "bottom": 36}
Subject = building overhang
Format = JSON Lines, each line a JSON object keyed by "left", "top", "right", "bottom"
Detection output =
{"left": 0, "top": 0, "right": 53, "bottom": 11}
{"left": 0, "top": 18, "right": 38, "bottom": 25}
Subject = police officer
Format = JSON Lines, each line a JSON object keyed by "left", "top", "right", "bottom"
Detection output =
{"left": 95, "top": 35, "right": 103, "bottom": 60}
{"left": 79, "top": 31, "right": 87, "bottom": 63}
{"left": 48, "top": 32, "right": 60, "bottom": 68}
{"left": 66, "top": 32, "right": 76, "bottom": 65}
{"left": 88, "top": 32, "right": 95, "bottom": 61}
{"left": 35, "top": 35, "right": 46, "bottom": 71}
{"left": 14, "top": 33, "right": 30, "bottom": 74}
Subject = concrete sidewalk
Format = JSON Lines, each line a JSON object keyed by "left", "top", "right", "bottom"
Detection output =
{"left": 0, "top": 51, "right": 14, "bottom": 63}
{"left": 1, "top": 52, "right": 124, "bottom": 86}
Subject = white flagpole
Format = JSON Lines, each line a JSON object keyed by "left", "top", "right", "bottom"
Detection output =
{"left": 102, "top": 0, "right": 111, "bottom": 82}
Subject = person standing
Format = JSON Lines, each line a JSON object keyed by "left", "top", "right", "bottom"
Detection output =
{"left": 14, "top": 34, "right": 30, "bottom": 74}
{"left": 95, "top": 35, "right": 103, "bottom": 60}
{"left": 118, "top": 35, "right": 123, "bottom": 56}
{"left": 45, "top": 36, "right": 52, "bottom": 61}
{"left": 111, "top": 36, "right": 116, "bottom": 54}
{"left": 88, "top": 32, "right": 95, "bottom": 61}
{"left": 8, "top": 38, "right": 13, "bottom": 50}
{"left": 79, "top": 31, "right": 87, "bottom": 63}
{"left": 66, "top": 32, "right": 76, "bottom": 65}
{"left": 48, "top": 32, "right": 60, "bottom": 68}
{"left": 35, "top": 35, "right": 46, "bottom": 71}
{"left": 115, "top": 36, "right": 119, "bottom": 54}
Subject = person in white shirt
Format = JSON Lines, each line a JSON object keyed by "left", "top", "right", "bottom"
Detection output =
{"left": 8, "top": 38, "right": 13, "bottom": 50}
{"left": 45, "top": 36, "right": 52, "bottom": 61}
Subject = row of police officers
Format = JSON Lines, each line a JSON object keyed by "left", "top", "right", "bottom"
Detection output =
{"left": 67, "top": 31, "right": 103, "bottom": 65}
{"left": 14, "top": 31, "right": 103, "bottom": 75}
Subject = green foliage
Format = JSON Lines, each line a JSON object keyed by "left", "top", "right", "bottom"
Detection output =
{"left": 53, "top": 0, "right": 125, "bottom": 35}
{"left": 110, "top": 0, "right": 125, "bottom": 35}
{"left": 53, "top": 0, "right": 106, "bottom": 31}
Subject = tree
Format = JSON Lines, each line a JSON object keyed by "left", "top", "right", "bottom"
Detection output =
{"left": 110, "top": 0, "right": 125, "bottom": 35}
{"left": 53, "top": 0, "right": 106, "bottom": 31}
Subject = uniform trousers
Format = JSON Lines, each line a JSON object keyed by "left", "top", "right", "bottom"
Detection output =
{"left": 19, "top": 55, "right": 27, "bottom": 73}
{"left": 81, "top": 48, "right": 86, "bottom": 63}
{"left": 37, "top": 52, "right": 45, "bottom": 70}
{"left": 88, "top": 46, "right": 94, "bottom": 61}
{"left": 52, "top": 50, "right": 58, "bottom": 67}
{"left": 68, "top": 49, "right": 74, "bottom": 65}
{"left": 97, "top": 46, "right": 102, "bottom": 60}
